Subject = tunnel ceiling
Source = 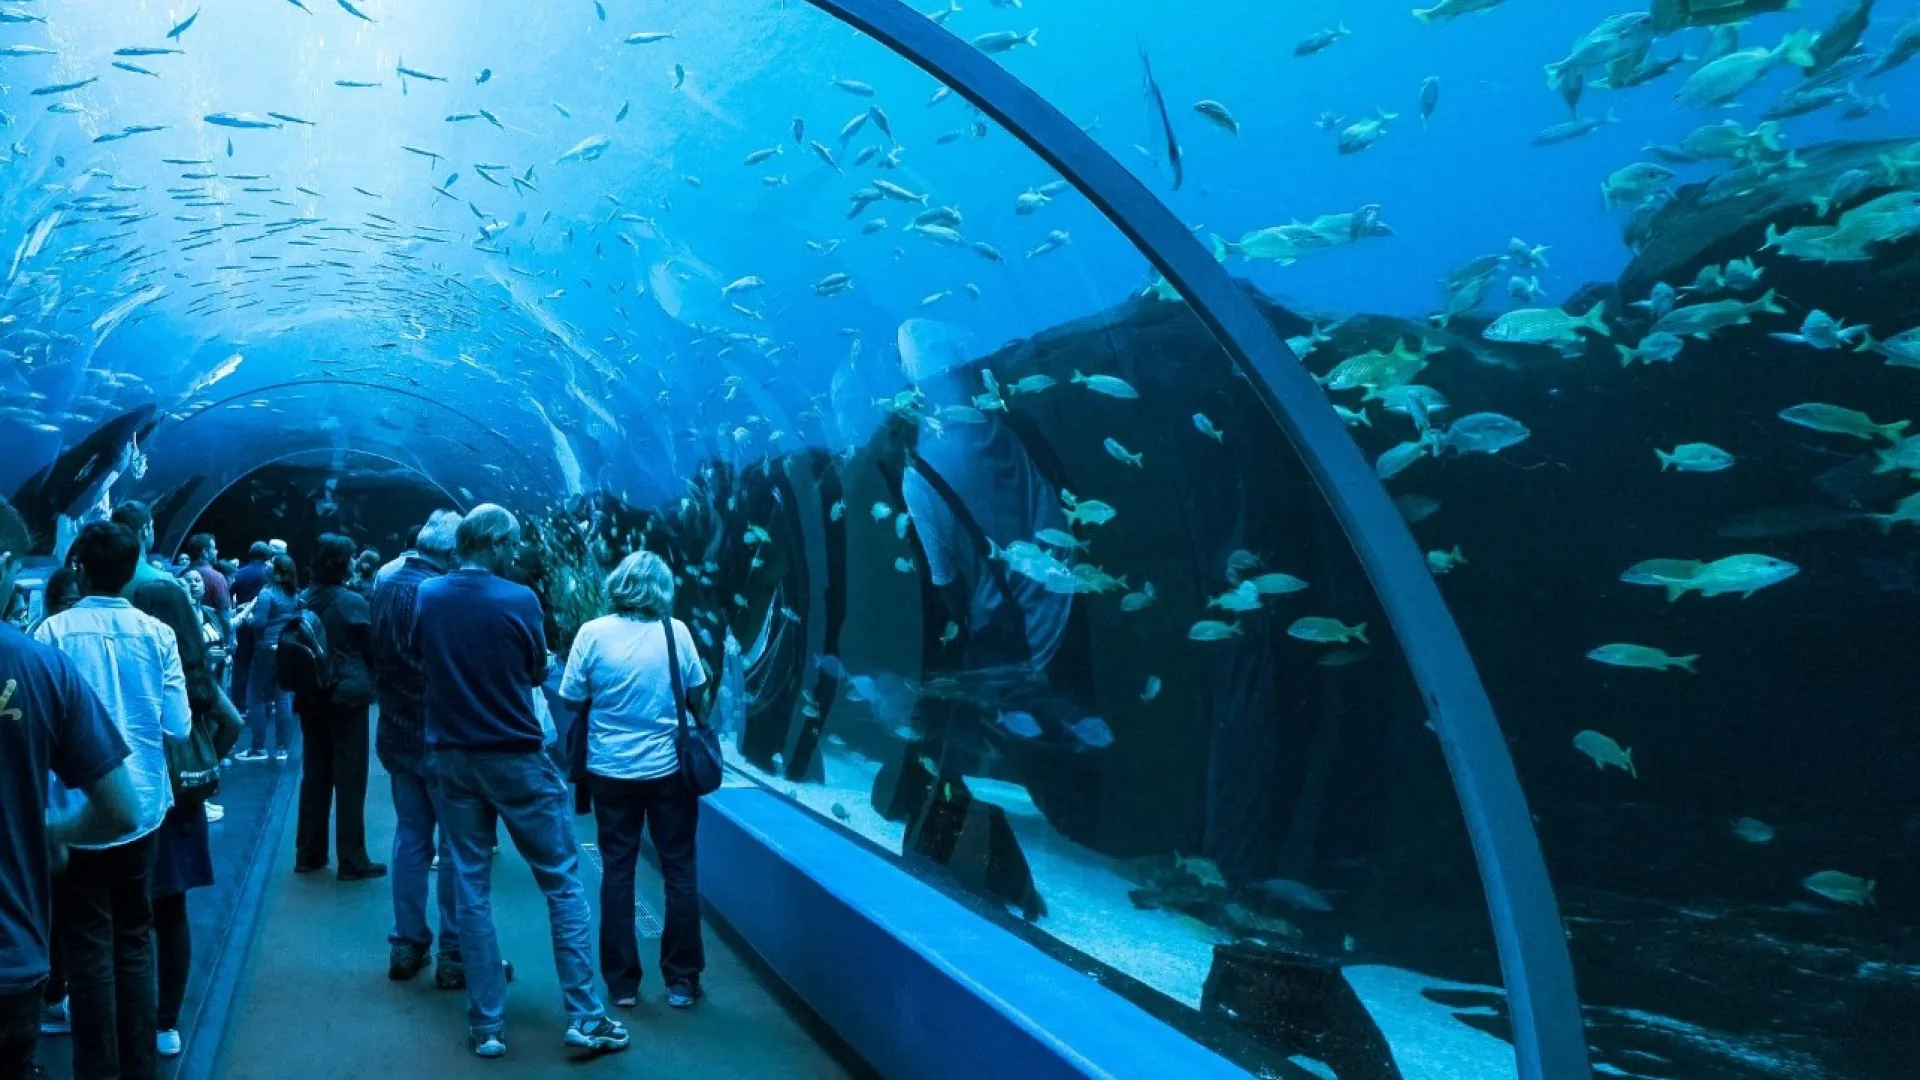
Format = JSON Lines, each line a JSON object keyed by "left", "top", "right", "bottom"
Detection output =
{"left": 0, "top": 0, "right": 1177, "bottom": 518}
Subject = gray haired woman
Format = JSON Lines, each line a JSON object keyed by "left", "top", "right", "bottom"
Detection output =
{"left": 558, "top": 550, "right": 711, "bottom": 1010}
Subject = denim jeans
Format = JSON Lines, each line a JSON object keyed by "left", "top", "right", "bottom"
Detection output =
{"left": 0, "top": 981, "right": 43, "bottom": 1079}
{"left": 588, "top": 771, "right": 705, "bottom": 997}
{"left": 431, "top": 749, "right": 603, "bottom": 1037}
{"left": 384, "top": 751, "right": 459, "bottom": 960}
{"left": 245, "top": 647, "right": 294, "bottom": 755}
{"left": 54, "top": 835, "right": 158, "bottom": 1080}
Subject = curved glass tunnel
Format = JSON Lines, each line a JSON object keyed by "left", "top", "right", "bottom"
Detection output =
{"left": 4, "top": 1, "right": 1918, "bottom": 1079}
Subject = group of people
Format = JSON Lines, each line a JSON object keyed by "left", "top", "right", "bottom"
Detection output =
{"left": 2, "top": 497, "right": 718, "bottom": 1075}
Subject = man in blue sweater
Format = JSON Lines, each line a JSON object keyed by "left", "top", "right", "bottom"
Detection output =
{"left": 412, "top": 505, "right": 627, "bottom": 1060}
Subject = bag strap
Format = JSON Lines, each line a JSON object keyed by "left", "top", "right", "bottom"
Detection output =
{"left": 661, "top": 617, "right": 693, "bottom": 732}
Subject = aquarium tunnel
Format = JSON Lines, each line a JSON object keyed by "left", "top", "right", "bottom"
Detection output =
{"left": 3, "top": 0, "right": 1917, "bottom": 1078}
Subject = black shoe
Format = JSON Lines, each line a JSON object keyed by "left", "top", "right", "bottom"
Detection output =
{"left": 339, "top": 862, "right": 389, "bottom": 882}
{"left": 293, "top": 861, "right": 327, "bottom": 874}
{"left": 666, "top": 981, "right": 702, "bottom": 1009}
{"left": 389, "top": 944, "right": 429, "bottom": 981}
{"left": 434, "top": 959, "right": 465, "bottom": 990}
{"left": 435, "top": 959, "right": 511, "bottom": 990}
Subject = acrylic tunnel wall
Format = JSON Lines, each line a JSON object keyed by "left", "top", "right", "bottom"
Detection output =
{"left": 4, "top": 2, "right": 1919, "bottom": 1079}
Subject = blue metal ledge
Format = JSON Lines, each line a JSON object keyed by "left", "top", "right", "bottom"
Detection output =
{"left": 699, "top": 785, "right": 1249, "bottom": 1080}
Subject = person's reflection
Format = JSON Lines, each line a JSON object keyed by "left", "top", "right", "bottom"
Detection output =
{"left": 866, "top": 321, "right": 1095, "bottom": 793}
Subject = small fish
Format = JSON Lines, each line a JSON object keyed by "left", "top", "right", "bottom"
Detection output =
{"left": 1288, "top": 617, "right": 1367, "bottom": 645}
{"left": 1188, "top": 620, "right": 1243, "bottom": 642}
{"left": 673, "top": 64, "right": 686, "bottom": 89}
{"left": 112, "top": 61, "right": 162, "bottom": 77}
{"left": 1779, "top": 403, "right": 1908, "bottom": 444}
{"left": 1072, "top": 370, "right": 1138, "bottom": 399}
{"left": 266, "top": 112, "right": 314, "bottom": 126}
{"left": 1103, "top": 437, "right": 1143, "bottom": 467}
{"left": 1193, "top": 99, "right": 1239, "bottom": 134}
{"left": 1140, "top": 676, "right": 1162, "bottom": 702}
{"left": 115, "top": 46, "right": 186, "bottom": 57}
{"left": 893, "top": 556, "right": 916, "bottom": 574}
{"left": 1418, "top": 76, "right": 1441, "bottom": 128}
{"left": 1656, "top": 442, "right": 1735, "bottom": 473}
{"left": 1209, "top": 582, "right": 1263, "bottom": 613}
{"left": 167, "top": 9, "right": 202, "bottom": 38}
{"left": 475, "top": 68, "right": 492, "bottom": 84}
{"left": 624, "top": 30, "right": 676, "bottom": 44}
{"left": 1572, "top": 730, "right": 1636, "bottom": 777}
{"left": 1295, "top": 23, "right": 1351, "bottom": 57}
{"left": 1120, "top": 583, "right": 1157, "bottom": 612}
{"left": 829, "top": 77, "right": 876, "bottom": 97}
{"left": 1730, "top": 817, "right": 1775, "bottom": 844}
{"left": 31, "top": 77, "right": 99, "bottom": 96}
{"left": 972, "top": 29, "right": 1039, "bottom": 54}
{"left": 1068, "top": 716, "right": 1114, "bottom": 749}
{"left": 1192, "top": 413, "right": 1225, "bottom": 442}
{"left": 1802, "top": 870, "right": 1875, "bottom": 906}
{"left": 1426, "top": 546, "right": 1467, "bottom": 574}
{"left": 1247, "top": 573, "right": 1307, "bottom": 596}
{"left": 994, "top": 710, "right": 1043, "bottom": 738}
{"left": 336, "top": 0, "right": 376, "bottom": 21}
{"left": 203, "top": 112, "right": 283, "bottom": 129}
{"left": 557, "top": 134, "right": 612, "bottom": 164}
{"left": 940, "top": 621, "right": 959, "bottom": 646}
{"left": 1617, "top": 332, "right": 1685, "bottom": 367}
{"left": 1586, "top": 643, "right": 1699, "bottom": 673}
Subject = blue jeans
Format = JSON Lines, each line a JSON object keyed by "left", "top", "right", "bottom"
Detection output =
{"left": 384, "top": 752, "right": 459, "bottom": 960}
{"left": 431, "top": 749, "right": 603, "bottom": 1037}
{"left": 245, "top": 647, "right": 294, "bottom": 755}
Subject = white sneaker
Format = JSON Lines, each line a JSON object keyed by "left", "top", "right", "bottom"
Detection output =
{"left": 157, "top": 1029, "right": 182, "bottom": 1057}
{"left": 205, "top": 803, "right": 225, "bottom": 823}
{"left": 471, "top": 1032, "right": 507, "bottom": 1059}
{"left": 274, "top": 751, "right": 290, "bottom": 763}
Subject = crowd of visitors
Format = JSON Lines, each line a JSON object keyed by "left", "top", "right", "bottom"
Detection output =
{"left": 4, "top": 498, "right": 716, "bottom": 1073}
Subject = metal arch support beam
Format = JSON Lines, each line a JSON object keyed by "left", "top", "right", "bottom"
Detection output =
{"left": 154, "top": 448, "right": 471, "bottom": 558}
{"left": 804, "top": 2, "right": 1591, "bottom": 1077}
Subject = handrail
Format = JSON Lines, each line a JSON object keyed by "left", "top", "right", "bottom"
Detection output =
{"left": 800, "top": 2, "right": 1592, "bottom": 1076}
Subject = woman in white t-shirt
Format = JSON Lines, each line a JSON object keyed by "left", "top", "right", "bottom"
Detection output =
{"left": 559, "top": 551, "right": 710, "bottom": 1011}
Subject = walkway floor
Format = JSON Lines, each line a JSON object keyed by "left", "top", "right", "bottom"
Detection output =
{"left": 218, "top": 760, "right": 862, "bottom": 1079}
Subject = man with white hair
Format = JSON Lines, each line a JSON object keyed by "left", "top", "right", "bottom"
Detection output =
{"left": 370, "top": 509, "right": 463, "bottom": 986}
{"left": 412, "top": 505, "right": 626, "bottom": 1060}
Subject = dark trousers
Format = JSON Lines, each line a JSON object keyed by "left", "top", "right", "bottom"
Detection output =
{"left": 588, "top": 771, "right": 704, "bottom": 997}
{"left": 54, "top": 836, "right": 158, "bottom": 1080}
{"left": 0, "top": 981, "right": 43, "bottom": 1079}
{"left": 296, "top": 702, "right": 374, "bottom": 870}
{"left": 152, "top": 894, "right": 190, "bottom": 1032}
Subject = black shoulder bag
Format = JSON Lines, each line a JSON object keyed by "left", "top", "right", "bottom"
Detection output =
{"left": 664, "top": 618, "right": 723, "bottom": 796}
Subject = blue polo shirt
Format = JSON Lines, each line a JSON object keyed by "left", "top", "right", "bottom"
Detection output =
{"left": 0, "top": 622, "right": 130, "bottom": 994}
{"left": 413, "top": 569, "right": 547, "bottom": 753}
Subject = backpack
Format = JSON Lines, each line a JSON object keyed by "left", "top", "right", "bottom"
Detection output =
{"left": 276, "top": 603, "right": 336, "bottom": 697}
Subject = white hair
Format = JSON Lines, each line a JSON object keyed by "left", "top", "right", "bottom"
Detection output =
{"left": 416, "top": 509, "right": 463, "bottom": 557}
{"left": 606, "top": 550, "right": 675, "bottom": 620}
{"left": 455, "top": 504, "right": 519, "bottom": 561}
